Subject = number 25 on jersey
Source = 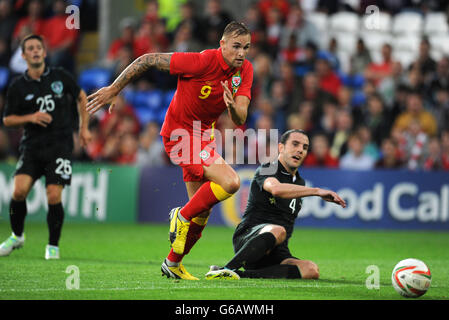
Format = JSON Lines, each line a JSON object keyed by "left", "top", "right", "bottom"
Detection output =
{"left": 37, "top": 94, "right": 55, "bottom": 112}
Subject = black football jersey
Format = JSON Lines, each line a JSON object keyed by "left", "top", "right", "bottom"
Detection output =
{"left": 238, "top": 160, "right": 306, "bottom": 240}
{"left": 3, "top": 67, "right": 81, "bottom": 152}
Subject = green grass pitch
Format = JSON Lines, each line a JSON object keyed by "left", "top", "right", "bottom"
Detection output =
{"left": 0, "top": 222, "right": 448, "bottom": 300}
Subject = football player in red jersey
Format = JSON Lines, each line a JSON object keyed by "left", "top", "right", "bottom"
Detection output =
{"left": 87, "top": 22, "right": 253, "bottom": 280}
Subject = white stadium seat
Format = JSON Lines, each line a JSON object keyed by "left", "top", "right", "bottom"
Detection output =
{"left": 392, "top": 35, "right": 421, "bottom": 53}
{"left": 329, "top": 11, "right": 360, "bottom": 34}
{"left": 392, "top": 12, "right": 423, "bottom": 35}
{"left": 429, "top": 34, "right": 449, "bottom": 55}
{"left": 307, "top": 12, "right": 328, "bottom": 33}
{"left": 424, "top": 12, "right": 449, "bottom": 35}
{"left": 361, "top": 31, "right": 393, "bottom": 52}
{"left": 331, "top": 32, "right": 358, "bottom": 54}
{"left": 393, "top": 50, "right": 417, "bottom": 69}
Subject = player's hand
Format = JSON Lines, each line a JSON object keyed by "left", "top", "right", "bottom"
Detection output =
{"left": 79, "top": 128, "right": 92, "bottom": 148}
{"left": 317, "top": 189, "right": 346, "bottom": 208}
{"left": 86, "top": 85, "right": 119, "bottom": 115}
{"left": 30, "top": 111, "right": 52, "bottom": 127}
{"left": 221, "top": 81, "right": 234, "bottom": 108}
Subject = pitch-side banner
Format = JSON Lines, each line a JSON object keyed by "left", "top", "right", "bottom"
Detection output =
{"left": 0, "top": 163, "right": 138, "bottom": 223}
{"left": 138, "top": 166, "right": 449, "bottom": 230}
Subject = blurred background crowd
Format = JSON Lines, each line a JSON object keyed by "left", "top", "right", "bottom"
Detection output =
{"left": 1, "top": 0, "right": 449, "bottom": 171}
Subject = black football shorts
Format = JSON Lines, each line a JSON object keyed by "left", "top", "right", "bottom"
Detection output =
{"left": 232, "top": 223, "right": 299, "bottom": 270}
{"left": 15, "top": 144, "right": 73, "bottom": 186}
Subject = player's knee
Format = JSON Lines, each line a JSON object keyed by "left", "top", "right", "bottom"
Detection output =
{"left": 272, "top": 226, "right": 287, "bottom": 245}
{"left": 46, "top": 187, "right": 62, "bottom": 205}
{"left": 13, "top": 187, "right": 29, "bottom": 201}
{"left": 222, "top": 174, "right": 240, "bottom": 194}
{"left": 301, "top": 261, "right": 320, "bottom": 279}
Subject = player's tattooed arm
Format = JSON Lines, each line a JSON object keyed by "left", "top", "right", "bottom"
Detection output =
{"left": 86, "top": 53, "right": 172, "bottom": 114}
{"left": 112, "top": 53, "right": 172, "bottom": 92}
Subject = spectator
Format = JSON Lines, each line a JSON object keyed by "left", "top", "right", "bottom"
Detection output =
{"left": 356, "top": 125, "right": 380, "bottom": 162}
{"left": 265, "top": 6, "right": 283, "bottom": 57}
{"left": 99, "top": 95, "right": 140, "bottom": 139}
{"left": 365, "top": 43, "right": 395, "bottom": 87}
{"left": 402, "top": 119, "right": 429, "bottom": 170}
{"left": 258, "top": 0, "right": 290, "bottom": 24}
{"left": 330, "top": 109, "right": 353, "bottom": 159}
{"left": 111, "top": 45, "right": 135, "bottom": 80}
{"left": 12, "top": 0, "right": 45, "bottom": 45}
{"left": 251, "top": 53, "right": 273, "bottom": 101}
{"left": 339, "top": 133, "right": 375, "bottom": 170}
{"left": 202, "top": 0, "right": 233, "bottom": 47}
{"left": 169, "top": 23, "right": 201, "bottom": 53}
{"left": 0, "top": 0, "right": 17, "bottom": 57}
{"left": 115, "top": 133, "right": 139, "bottom": 164}
{"left": 293, "top": 40, "right": 318, "bottom": 76}
{"left": 136, "top": 121, "right": 166, "bottom": 167}
{"left": 0, "top": 37, "right": 9, "bottom": 66}
{"left": 9, "top": 25, "right": 31, "bottom": 75}
{"left": 318, "top": 100, "right": 338, "bottom": 136}
{"left": 106, "top": 17, "right": 137, "bottom": 63}
{"left": 350, "top": 38, "right": 372, "bottom": 75}
{"left": 174, "top": 1, "right": 204, "bottom": 44}
{"left": 432, "top": 85, "right": 449, "bottom": 131}
{"left": 280, "top": 5, "right": 320, "bottom": 50}
{"left": 414, "top": 37, "right": 437, "bottom": 83}
{"left": 303, "top": 133, "right": 339, "bottom": 168}
{"left": 423, "top": 136, "right": 443, "bottom": 171}
{"left": 427, "top": 56, "right": 449, "bottom": 98}
{"left": 360, "top": 93, "right": 393, "bottom": 145}
{"left": 375, "top": 138, "right": 404, "bottom": 169}
{"left": 378, "top": 61, "right": 405, "bottom": 108}
{"left": 0, "top": 127, "right": 14, "bottom": 163}
{"left": 441, "top": 129, "right": 449, "bottom": 170}
{"left": 289, "top": 72, "right": 335, "bottom": 122}
{"left": 42, "top": 0, "right": 79, "bottom": 72}
{"left": 242, "top": 4, "right": 264, "bottom": 45}
{"left": 134, "top": 20, "right": 156, "bottom": 58}
{"left": 315, "top": 56, "right": 342, "bottom": 98}
{"left": 269, "top": 79, "right": 288, "bottom": 133}
{"left": 393, "top": 91, "right": 438, "bottom": 137}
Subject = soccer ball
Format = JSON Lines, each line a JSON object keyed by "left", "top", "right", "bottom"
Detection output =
{"left": 391, "top": 258, "right": 431, "bottom": 298}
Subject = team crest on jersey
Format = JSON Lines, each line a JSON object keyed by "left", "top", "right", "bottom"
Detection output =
{"left": 231, "top": 71, "right": 241, "bottom": 96}
{"left": 199, "top": 149, "right": 210, "bottom": 161}
{"left": 51, "top": 81, "right": 64, "bottom": 97}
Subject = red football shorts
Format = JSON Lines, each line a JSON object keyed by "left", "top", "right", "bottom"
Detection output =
{"left": 162, "top": 135, "right": 219, "bottom": 182}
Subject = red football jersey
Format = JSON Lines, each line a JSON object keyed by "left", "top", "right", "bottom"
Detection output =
{"left": 160, "top": 48, "right": 253, "bottom": 139}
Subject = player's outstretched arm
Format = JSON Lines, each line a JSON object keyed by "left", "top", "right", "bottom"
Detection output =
{"left": 86, "top": 53, "right": 172, "bottom": 115}
{"left": 263, "top": 177, "right": 346, "bottom": 208}
{"left": 77, "top": 90, "right": 92, "bottom": 147}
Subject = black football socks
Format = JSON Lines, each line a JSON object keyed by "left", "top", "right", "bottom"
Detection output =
{"left": 225, "top": 232, "right": 277, "bottom": 270}
{"left": 47, "top": 203, "right": 65, "bottom": 246}
{"left": 236, "top": 264, "right": 302, "bottom": 279}
{"left": 10, "top": 199, "right": 27, "bottom": 237}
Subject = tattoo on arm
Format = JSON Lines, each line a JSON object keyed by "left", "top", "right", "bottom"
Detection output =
{"left": 112, "top": 53, "right": 172, "bottom": 91}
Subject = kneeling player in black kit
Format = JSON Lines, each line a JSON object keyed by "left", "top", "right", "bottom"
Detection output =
{"left": 0, "top": 34, "right": 91, "bottom": 259}
{"left": 206, "top": 129, "right": 346, "bottom": 280}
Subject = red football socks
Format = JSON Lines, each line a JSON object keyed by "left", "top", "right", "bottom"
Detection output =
{"left": 179, "top": 181, "right": 231, "bottom": 221}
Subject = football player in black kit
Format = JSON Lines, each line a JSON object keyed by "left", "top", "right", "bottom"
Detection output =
{"left": 0, "top": 34, "right": 91, "bottom": 259}
{"left": 206, "top": 129, "right": 346, "bottom": 280}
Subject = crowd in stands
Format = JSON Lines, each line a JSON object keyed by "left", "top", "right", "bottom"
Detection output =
{"left": 1, "top": 0, "right": 449, "bottom": 172}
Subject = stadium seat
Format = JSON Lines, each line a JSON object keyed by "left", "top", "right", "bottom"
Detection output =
{"left": 392, "top": 35, "right": 421, "bottom": 53}
{"left": 361, "top": 31, "right": 393, "bottom": 52}
{"left": 332, "top": 33, "right": 357, "bottom": 54}
{"left": 424, "top": 12, "right": 449, "bottom": 35}
{"left": 361, "top": 11, "right": 392, "bottom": 33}
{"left": 0, "top": 67, "right": 9, "bottom": 90}
{"left": 429, "top": 34, "right": 449, "bottom": 55}
{"left": 329, "top": 12, "right": 360, "bottom": 34}
{"left": 308, "top": 12, "right": 328, "bottom": 33}
{"left": 132, "top": 90, "right": 164, "bottom": 112}
{"left": 393, "top": 50, "right": 417, "bottom": 69}
{"left": 392, "top": 12, "right": 423, "bottom": 35}
{"left": 78, "top": 67, "right": 112, "bottom": 93}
